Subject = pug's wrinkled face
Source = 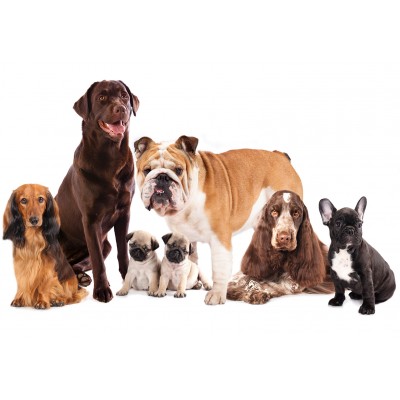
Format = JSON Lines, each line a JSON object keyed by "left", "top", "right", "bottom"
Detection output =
{"left": 162, "top": 232, "right": 192, "bottom": 264}
{"left": 126, "top": 230, "right": 159, "bottom": 262}
{"left": 134, "top": 136, "right": 199, "bottom": 216}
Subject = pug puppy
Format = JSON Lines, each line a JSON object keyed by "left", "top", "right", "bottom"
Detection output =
{"left": 116, "top": 230, "right": 161, "bottom": 296}
{"left": 153, "top": 232, "right": 212, "bottom": 298}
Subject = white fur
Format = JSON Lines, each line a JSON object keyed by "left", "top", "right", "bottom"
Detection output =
{"left": 331, "top": 248, "right": 354, "bottom": 283}
{"left": 283, "top": 192, "right": 291, "bottom": 203}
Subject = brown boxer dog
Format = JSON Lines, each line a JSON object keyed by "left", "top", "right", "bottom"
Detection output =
{"left": 134, "top": 135, "right": 303, "bottom": 305}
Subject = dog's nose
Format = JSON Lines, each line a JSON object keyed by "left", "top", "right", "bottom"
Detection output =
{"left": 157, "top": 173, "right": 170, "bottom": 183}
{"left": 113, "top": 105, "right": 126, "bottom": 115}
{"left": 345, "top": 226, "right": 355, "bottom": 236}
{"left": 29, "top": 216, "right": 39, "bottom": 226}
{"left": 278, "top": 232, "right": 291, "bottom": 245}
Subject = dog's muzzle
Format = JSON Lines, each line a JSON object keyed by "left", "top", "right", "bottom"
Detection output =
{"left": 166, "top": 248, "right": 187, "bottom": 264}
{"left": 129, "top": 246, "right": 148, "bottom": 262}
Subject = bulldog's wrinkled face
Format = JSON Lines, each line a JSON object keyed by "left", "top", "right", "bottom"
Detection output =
{"left": 134, "top": 136, "right": 199, "bottom": 216}
{"left": 162, "top": 232, "right": 192, "bottom": 264}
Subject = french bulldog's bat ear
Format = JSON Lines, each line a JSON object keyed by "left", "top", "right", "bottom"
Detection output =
{"left": 319, "top": 198, "right": 336, "bottom": 225}
{"left": 355, "top": 196, "right": 367, "bottom": 221}
{"left": 126, "top": 232, "right": 134, "bottom": 242}
{"left": 175, "top": 135, "right": 199, "bottom": 156}
{"left": 162, "top": 233, "right": 173, "bottom": 244}
{"left": 151, "top": 237, "right": 160, "bottom": 251}
{"left": 134, "top": 137, "right": 155, "bottom": 159}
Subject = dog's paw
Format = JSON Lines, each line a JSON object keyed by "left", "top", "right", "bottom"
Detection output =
{"left": 244, "top": 291, "right": 270, "bottom": 305}
{"left": 202, "top": 282, "right": 213, "bottom": 291}
{"left": 116, "top": 289, "right": 128, "bottom": 296}
{"left": 93, "top": 286, "right": 113, "bottom": 303}
{"left": 328, "top": 294, "right": 345, "bottom": 306}
{"left": 192, "top": 281, "right": 203, "bottom": 290}
{"left": 34, "top": 300, "right": 51, "bottom": 310}
{"left": 349, "top": 291, "right": 363, "bottom": 300}
{"left": 11, "top": 298, "right": 25, "bottom": 307}
{"left": 204, "top": 288, "right": 226, "bottom": 305}
{"left": 50, "top": 299, "right": 65, "bottom": 307}
{"left": 174, "top": 291, "right": 187, "bottom": 298}
{"left": 154, "top": 290, "right": 167, "bottom": 298}
{"left": 359, "top": 303, "right": 375, "bottom": 315}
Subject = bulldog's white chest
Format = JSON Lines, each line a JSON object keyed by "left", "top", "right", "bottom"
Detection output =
{"left": 331, "top": 248, "right": 354, "bottom": 283}
{"left": 166, "top": 191, "right": 213, "bottom": 243}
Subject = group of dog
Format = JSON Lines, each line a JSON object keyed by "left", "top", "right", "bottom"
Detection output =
{"left": 2, "top": 80, "right": 396, "bottom": 315}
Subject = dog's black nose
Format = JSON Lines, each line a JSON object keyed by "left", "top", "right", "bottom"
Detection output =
{"left": 29, "top": 216, "right": 39, "bottom": 226}
{"left": 113, "top": 105, "right": 127, "bottom": 115}
{"left": 345, "top": 226, "right": 355, "bottom": 236}
{"left": 157, "top": 173, "right": 170, "bottom": 183}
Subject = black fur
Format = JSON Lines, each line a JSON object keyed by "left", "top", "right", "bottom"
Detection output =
{"left": 319, "top": 196, "right": 396, "bottom": 315}
{"left": 3, "top": 193, "right": 25, "bottom": 248}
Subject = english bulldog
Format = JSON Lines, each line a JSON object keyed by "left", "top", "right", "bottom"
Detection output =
{"left": 134, "top": 135, "right": 303, "bottom": 305}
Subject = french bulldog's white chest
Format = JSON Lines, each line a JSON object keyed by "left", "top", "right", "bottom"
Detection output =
{"left": 331, "top": 248, "right": 354, "bottom": 283}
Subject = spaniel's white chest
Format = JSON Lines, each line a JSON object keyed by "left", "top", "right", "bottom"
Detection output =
{"left": 331, "top": 249, "right": 354, "bottom": 283}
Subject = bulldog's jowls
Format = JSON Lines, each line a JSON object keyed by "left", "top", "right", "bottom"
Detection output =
{"left": 134, "top": 135, "right": 303, "bottom": 305}
{"left": 319, "top": 196, "right": 396, "bottom": 315}
{"left": 153, "top": 232, "right": 212, "bottom": 298}
{"left": 116, "top": 230, "right": 161, "bottom": 296}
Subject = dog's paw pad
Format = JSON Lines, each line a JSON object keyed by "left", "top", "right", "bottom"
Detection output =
{"left": 116, "top": 290, "right": 128, "bottom": 296}
{"left": 154, "top": 291, "right": 167, "bottom": 297}
{"left": 50, "top": 300, "right": 65, "bottom": 307}
{"left": 174, "top": 292, "right": 186, "bottom": 298}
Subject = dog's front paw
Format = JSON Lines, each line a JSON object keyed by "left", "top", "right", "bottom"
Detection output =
{"left": 328, "top": 294, "right": 345, "bottom": 306}
{"left": 11, "top": 298, "right": 25, "bottom": 307}
{"left": 359, "top": 303, "right": 375, "bottom": 315}
{"left": 202, "top": 282, "right": 213, "bottom": 291}
{"left": 34, "top": 300, "right": 51, "bottom": 309}
{"left": 93, "top": 285, "right": 113, "bottom": 303}
{"left": 244, "top": 291, "right": 270, "bottom": 305}
{"left": 204, "top": 287, "right": 226, "bottom": 305}
{"left": 174, "top": 291, "right": 187, "bottom": 298}
{"left": 116, "top": 289, "right": 128, "bottom": 296}
{"left": 154, "top": 290, "right": 167, "bottom": 298}
{"left": 50, "top": 299, "right": 65, "bottom": 307}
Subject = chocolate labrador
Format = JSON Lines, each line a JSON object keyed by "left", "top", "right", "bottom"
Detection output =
{"left": 56, "top": 80, "right": 139, "bottom": 302}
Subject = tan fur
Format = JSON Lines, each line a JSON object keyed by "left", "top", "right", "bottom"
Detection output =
{"left": 3, "top": 184, "right": 87, "bottom": 309}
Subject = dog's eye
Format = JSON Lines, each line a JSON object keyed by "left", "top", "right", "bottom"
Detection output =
{"left": 38, "top": 196, "right": 45, "bottom": 203}
{"left": 292, "top": 210, "right": 300, "bottom": 218}
{"left": 98, "top": 95, "right": 107, "bottom": 101}
{"left": 175, "top": 167, "right": 183, "bottom": 176}
{"left": 20, "top": 198, "right": 27, "bottom": 205}
{"left": 357, "top": 222, "right": 363, "bottom": 228}
{"left": 143, "top": 168, "right": 151, "bottom": 176}
{"left": 335, "top": 221, "right": 341, "bottom": 227}
{"left": 121, "top": 91, "right": 129, "bottom": 100}
{"left": 271, "top": 210, "right": 278, "bottom": 218}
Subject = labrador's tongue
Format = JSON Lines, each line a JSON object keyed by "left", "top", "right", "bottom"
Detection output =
{"left": 107, "top": 121, "right": 125, "bottom": 134}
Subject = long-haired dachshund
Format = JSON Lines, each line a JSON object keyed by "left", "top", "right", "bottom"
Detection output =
{"left": 227, "top": 190, "right": 334, "bottom": 304}
{"left": 3, "top": 184, "right": 87, "bottom": 309}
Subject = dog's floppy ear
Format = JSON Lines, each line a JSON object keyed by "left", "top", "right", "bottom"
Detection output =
{"left": 119, "top": 80, "right": 140, "bottom": 117}
{"left": 134, "top": 137, "right": 155, "bottom": 160}
{"left": 162, "top": 233, "right": 173, "bottom": 245}
{"left": 288, "top": 204, "right": 326, "bottom": 288}
{"left": 175, "top": 136, "right": 198, "bottom": 156}
{"left": 3, "top": 191, "right": 25, "bottom": 248}
{"left": 355, "top": 196, "right": 367, "bottom": 221}
{"left": 42, "top": 191, "right": 60, "bottom": 245}
{"left": 151, "top": 237, "right": 160, "bottom": 251}
{"left": 73, "top": 81, "right": 99, "bottom": 121}
{"left": 126, "top": 232, "right": 134, "bottom": 242}
{"left": 319, "top": 198, "right": 336, "bottom": 225}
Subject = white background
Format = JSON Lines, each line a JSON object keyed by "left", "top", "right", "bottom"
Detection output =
{"left": 1, "top": 1, "right": 399, "bottom": 398}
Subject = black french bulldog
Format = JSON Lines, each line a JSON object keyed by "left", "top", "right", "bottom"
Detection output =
{"left": 319, "top": 196, "right": 396, "bottom": 315}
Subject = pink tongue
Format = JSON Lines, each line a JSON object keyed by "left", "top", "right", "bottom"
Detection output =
{"left": 108, "top": 122, "right": 125, "bottom": 134}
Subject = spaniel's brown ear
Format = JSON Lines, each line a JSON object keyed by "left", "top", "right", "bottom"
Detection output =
{"left": 175, "top": 136, "right": 198, "bottom": 157}
{"left": 73, "top": 81, "right": 99, "bottom": 121}
{"left": 287, "top": 204, "right": 326, "bottom": 287}
{"left": 241, "top": 207, "right": 281, "bottom": 280}
{"left": 3, "top": 191, "right": 25, "bottom": 248}
{"left": 119, "top": 80, "right": 140, "bottom": 117}
{"left": 134, "top": 137, "right": 155, "bottom": 160}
